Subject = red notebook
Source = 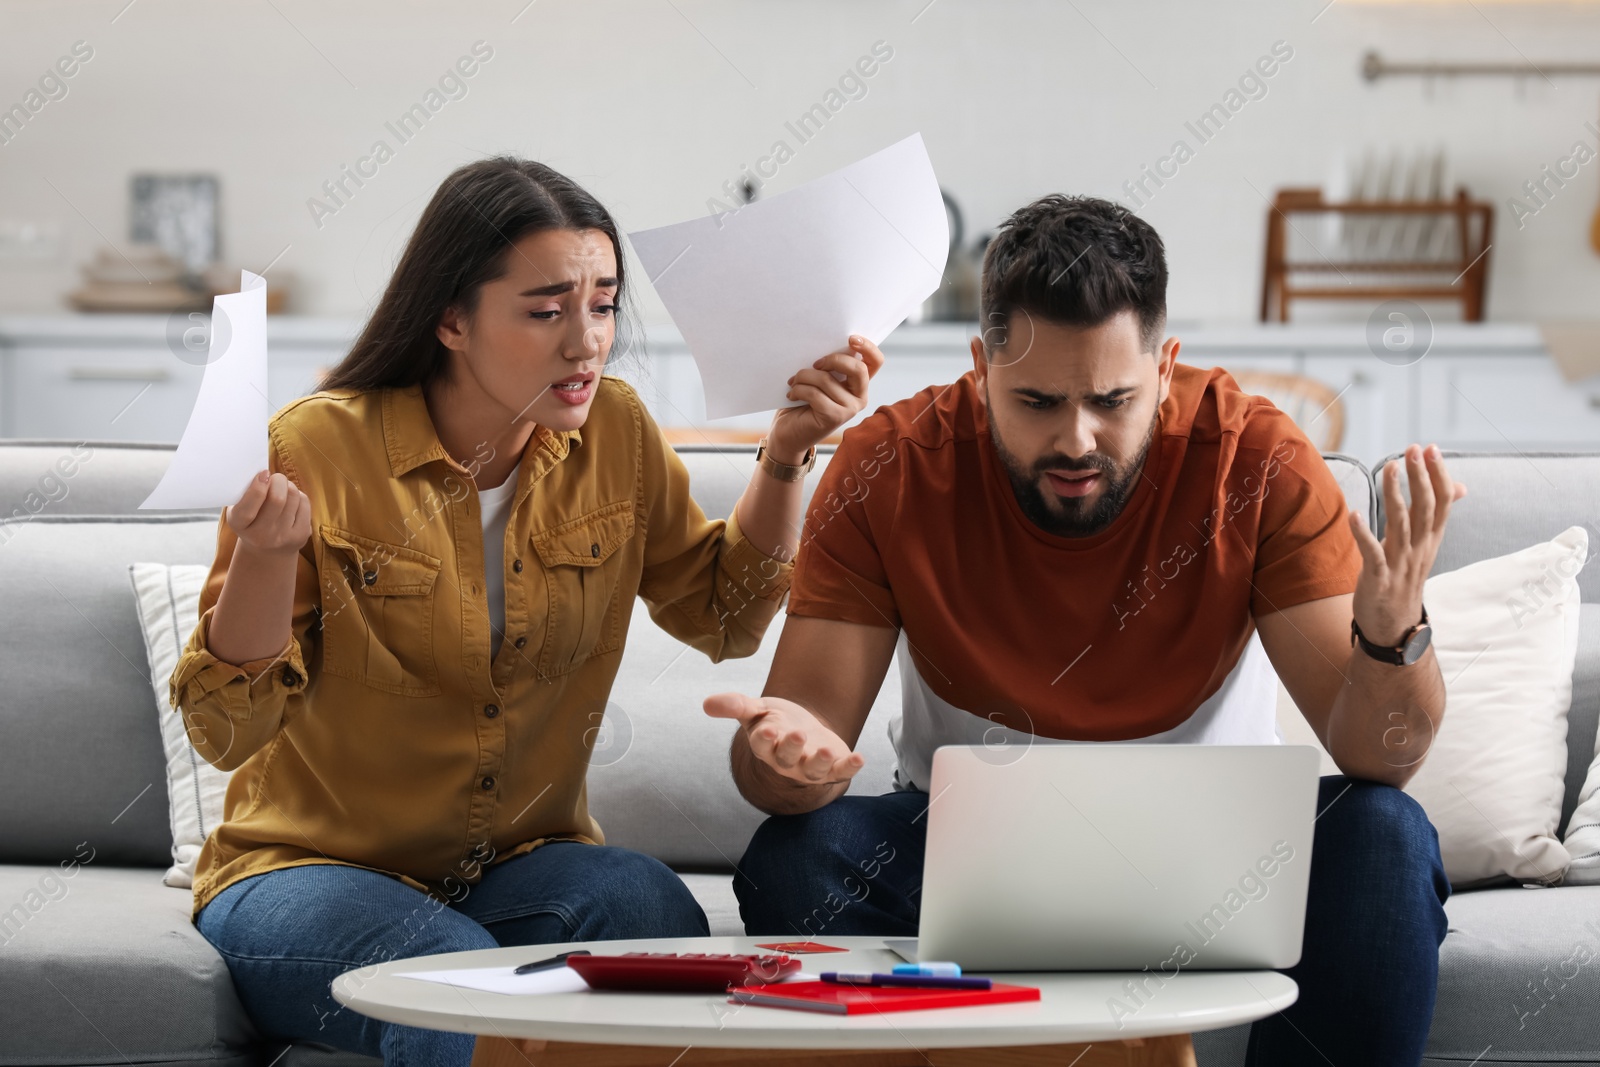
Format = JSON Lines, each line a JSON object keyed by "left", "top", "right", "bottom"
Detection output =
{"left": 727, "top": 981, "right": 1040, "bottom": 1015}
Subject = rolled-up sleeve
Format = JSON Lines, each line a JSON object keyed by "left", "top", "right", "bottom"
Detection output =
{"left": 167, "top": 442, "right": 320, "bottom": 772}
{"left": 634, "top": 406, "right": 794, "bottom": 663}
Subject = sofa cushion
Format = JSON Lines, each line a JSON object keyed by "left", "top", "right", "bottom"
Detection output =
{"left": 680, "top": 872, "right": 743, "bottom": 937}
{"left": 1427, "top": 885, "right": 1600, "bottom": 1062}
{"left": 1566, "top": 606, "right": 1600, "bottom": 839}
{"left": 0, "top": 864, "right": 256, "bottom": 1065}
{"left": 1197, "top": 887, "right": 1600, "bottom": 1067}
{"left": 0, "top": 515, "right": 220, "bottom": 866}
{"left": 0, "top": 861, "right": 736, "bottom": 1067}
{"left": 1563, "top": 608, "right": 1600, "bottom": 884}
{"left": 0, "top": 439, "right": 216, "bottom": 520}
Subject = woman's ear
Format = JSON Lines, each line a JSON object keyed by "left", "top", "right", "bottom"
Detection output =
{"left": 436, "top": 304, "right": 469, "bottom": 354}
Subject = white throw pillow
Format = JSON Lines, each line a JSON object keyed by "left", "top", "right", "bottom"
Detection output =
{"left": 1400, "top": 526, "right": 1587, "bottom": 888}
{"left": 1273, "top": 527, "right": 1588, "bottom": 887}
{"left": 128, "top": 562, "right": 230, "bottom": 889}
{"left": 1564, "top": 734, "right": 1600, "bottom": 885}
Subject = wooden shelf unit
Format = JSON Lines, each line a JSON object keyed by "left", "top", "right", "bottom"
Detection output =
{"left": 1259, "top": 188, "right": 1494, "bottom": 322}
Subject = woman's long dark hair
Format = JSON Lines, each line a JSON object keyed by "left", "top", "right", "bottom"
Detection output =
{"left": 320, "top": 157, "right": 636, "bottom": 391}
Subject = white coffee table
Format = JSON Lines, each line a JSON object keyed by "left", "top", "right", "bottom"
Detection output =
{"left": 331, "top": 935, "right": 1296, "bottom": 1067}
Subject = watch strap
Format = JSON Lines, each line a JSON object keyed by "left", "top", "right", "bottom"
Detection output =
{"left": 1351, "top": 606, "right": 1430, "bottom": 665}
{"left": 756, "top": 438, "right": 817, "bottom": 482}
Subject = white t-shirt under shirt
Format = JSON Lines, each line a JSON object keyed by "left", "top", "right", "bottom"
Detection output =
{"left": 476, "top": 474, "right": 518, "bottom": 661}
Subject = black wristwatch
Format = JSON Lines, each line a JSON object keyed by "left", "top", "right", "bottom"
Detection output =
{"left": 1351, "top": 606, "right": 1432, "bottom": 666}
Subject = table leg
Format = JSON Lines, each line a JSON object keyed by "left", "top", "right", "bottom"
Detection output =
{"left": 470, "top": 1034, "right": 1195, "bottom": 1067}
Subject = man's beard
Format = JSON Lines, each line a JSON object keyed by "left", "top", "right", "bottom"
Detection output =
{"left": 987, "top": 404, "right": 1157, "bottom": 538}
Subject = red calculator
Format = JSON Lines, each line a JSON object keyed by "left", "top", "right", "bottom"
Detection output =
{"left": 566, "top": 952, "right": 800, "bottom": 992}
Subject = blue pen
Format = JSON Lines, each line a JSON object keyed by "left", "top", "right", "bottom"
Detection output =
{"left": 821, "top": 971, "right": 992, "bottom": 990}
{"left": 892, "top": 961, "right": 962, "bottom": 977}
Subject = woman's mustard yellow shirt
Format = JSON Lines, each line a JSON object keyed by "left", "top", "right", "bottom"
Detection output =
{"left": 169, "top": 376, "right": 793, "bottom": 920}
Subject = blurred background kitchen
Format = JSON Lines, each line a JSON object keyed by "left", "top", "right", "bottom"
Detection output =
{"left": 3, "top": 0, "right": 1600, "bottom": 465}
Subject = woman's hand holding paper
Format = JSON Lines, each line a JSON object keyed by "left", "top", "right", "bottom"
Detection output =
{"left": 764, "top": 335, "right": 884, "bottom": 462}
{"left": 226, "top": 469, "right": 312, "bottom": 558}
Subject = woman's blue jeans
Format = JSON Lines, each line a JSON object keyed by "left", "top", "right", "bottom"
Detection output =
{"left": 195, "top": 841, "right": 708, "bottom": 1066}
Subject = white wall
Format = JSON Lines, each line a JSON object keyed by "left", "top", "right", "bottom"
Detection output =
{"left": 2, "top": 0, "right": 1599, "bottom": 324}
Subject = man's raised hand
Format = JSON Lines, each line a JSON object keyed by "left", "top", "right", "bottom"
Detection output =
{"left": 703, "top": 692, "right": 864, "bottom": 785}
{"left": 1348, "top": 442, "right": 1467, "bottom": 646}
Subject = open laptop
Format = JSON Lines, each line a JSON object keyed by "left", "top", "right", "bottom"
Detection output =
{"left": 886, "top": 744, "right": 1321, "bottom": 971}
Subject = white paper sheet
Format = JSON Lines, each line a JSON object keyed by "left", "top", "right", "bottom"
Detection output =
{"left": 392, "top": 963, "right": 820, "bottom": 996}
{"left": 139, "top": 270, "right": 270, "bottom": 509}
{"left": 627, "top": 133, "right": 948, "bottom": 420}
{"left": 393, "top": 963, "right": 593, "bottom": 996}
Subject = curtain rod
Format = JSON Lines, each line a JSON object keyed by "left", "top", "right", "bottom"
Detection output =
{"left": 1362, "top": 49, "right": 1600, "bottom": 81}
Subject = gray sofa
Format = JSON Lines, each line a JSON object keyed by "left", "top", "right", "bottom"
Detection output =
{"left": 0, "top": 438, "right": 1595, "bottom": 1067}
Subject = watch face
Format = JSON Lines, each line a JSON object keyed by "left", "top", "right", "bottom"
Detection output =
{"left": 1401, "top": 624, "right": 1433, "bottom": 665}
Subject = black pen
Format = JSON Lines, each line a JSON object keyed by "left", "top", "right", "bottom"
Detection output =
{"left": 821, "top": 971, "right": 993, "bottom": 989}
{"left": 513, "top": 949, "right": 590, "bottom": 975}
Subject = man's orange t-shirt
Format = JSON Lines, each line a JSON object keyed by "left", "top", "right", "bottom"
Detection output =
{"left": 787, "top": 362, "right": 1362, "bottom": 742}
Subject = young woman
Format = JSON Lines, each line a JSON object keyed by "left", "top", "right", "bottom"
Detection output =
{"left": 171, "top": 157, "right": 883, "bottom": 1065}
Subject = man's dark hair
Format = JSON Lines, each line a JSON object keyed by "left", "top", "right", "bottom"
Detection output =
{"left": 979, "top": 194, "right": 1167, "bottom": 355}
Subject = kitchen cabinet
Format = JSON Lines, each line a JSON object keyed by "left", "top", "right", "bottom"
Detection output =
{"left": 5, "top": 346, "right": 206, "bottom": 442}
{"left": 0, "top": 316, "right": 1593, "bottom": 468}
{"left": 1417, "top": 354, "right": 1600, "bottom": 451}
{"left": 0, "top": 315, "right": 354, "bottom": 444}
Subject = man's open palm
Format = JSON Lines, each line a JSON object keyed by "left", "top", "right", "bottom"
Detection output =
{"left": 703, "top": 692, "right": 864, "bottom": 785}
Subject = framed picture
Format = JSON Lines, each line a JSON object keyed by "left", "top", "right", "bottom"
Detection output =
{"left": 129, "top": 173, "right": 219, "bottom": 275}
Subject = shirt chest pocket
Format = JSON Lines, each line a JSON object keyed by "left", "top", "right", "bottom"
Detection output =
{"left": 317, "top": 525, "right": 443, "bottom": 697}
{"left": 530, "top": 500, "right": 635, "bottom": 676}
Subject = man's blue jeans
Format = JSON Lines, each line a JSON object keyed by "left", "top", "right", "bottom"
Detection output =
{"left": 195, "top": 841, "right": 708, "bottom": 1066}
{"left": 735, "top": 776, "right": 1451, "bottom": 1067}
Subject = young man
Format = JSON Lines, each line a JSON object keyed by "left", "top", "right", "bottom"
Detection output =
{"left": 704, "top": 195, "right": 1465, "bottom": 1066}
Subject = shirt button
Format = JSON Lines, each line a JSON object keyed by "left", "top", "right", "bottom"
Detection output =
{"left": 480, "top": 776, "right": 495, "bottom": 791}
{"left": 590, "top": 543, "right": 600, "bottom": 558}
{"left": 362, "top": 571, "right": 377, "bottom": 585}
{"left": 484, "top": 704, "right": 499, "bottom": 718}
{"left": 282, "top": 666, "right": 301, "bottom": 687}
{"left": 514, "top": 636, "right": 527, "bottom": 649}
{"left": 512, "top": 558, "right": 523, "bottom": 573}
